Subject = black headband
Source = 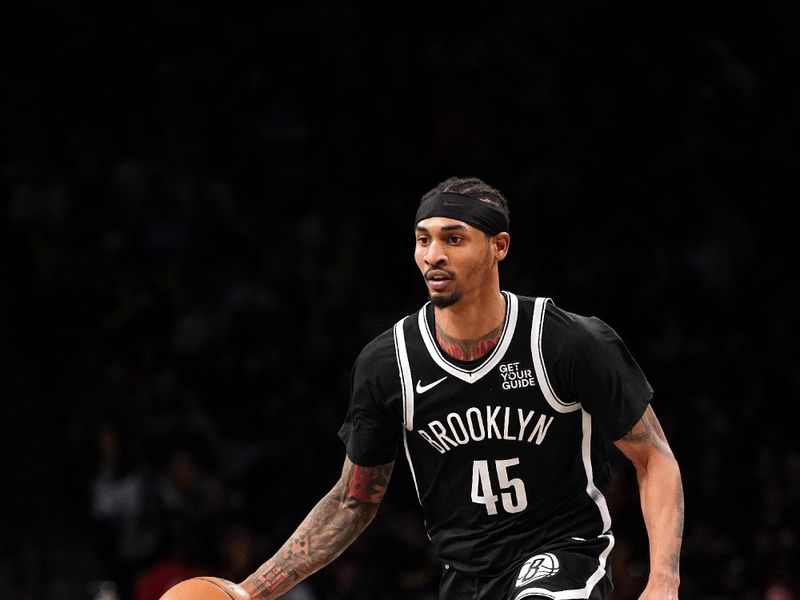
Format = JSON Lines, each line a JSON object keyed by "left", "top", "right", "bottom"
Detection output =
{"left": 415, "top": 192, "right": 509, "bottom": 235}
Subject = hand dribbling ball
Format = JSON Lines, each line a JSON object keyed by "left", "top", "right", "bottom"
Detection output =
{"left": 159, "top": 577, "right": 251, "bottom": 600}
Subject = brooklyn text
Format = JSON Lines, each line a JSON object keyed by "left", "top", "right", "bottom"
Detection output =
{"left": 417, "top": 405, "right": 555, "bottom": 454}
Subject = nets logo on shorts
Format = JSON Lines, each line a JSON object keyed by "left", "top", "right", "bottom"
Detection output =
{"left": 515, "top": 553, "right": 560, "bottom": 587}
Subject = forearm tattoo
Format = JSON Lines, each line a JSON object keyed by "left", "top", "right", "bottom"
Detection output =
{"left": 248, "top": 461, "right": 393, "bottom": 598}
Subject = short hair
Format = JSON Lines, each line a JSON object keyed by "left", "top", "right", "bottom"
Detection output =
{"left": 419, "top": 176, "right": 510, "bottom": 223}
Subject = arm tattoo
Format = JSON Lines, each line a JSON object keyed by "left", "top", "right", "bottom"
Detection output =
{"left": 345, "top": 463, "right": 390, "bottom": 504}
{"left": 436, "top": 323, "right": 503, "bottom": 361}
{"left": 255, "top": 560, "right": 291, "bottom": 592}
{"left": 622, "top": 407, "right": 674, "bottom": 457}
{"left": 248, "top": 461, "right": 393, "bottom": 598}
{"left": 669, "top": 489, "right": 684, "bottom": 572}
{"left": 618, "top": 407, "right": 684, "bottom": 581}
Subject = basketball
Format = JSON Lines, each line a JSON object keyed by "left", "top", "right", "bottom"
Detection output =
{"left": 159, "top": 577, "right": 251, "bottom": 600}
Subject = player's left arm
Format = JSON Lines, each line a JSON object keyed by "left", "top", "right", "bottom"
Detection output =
{"left": 613, "top": 405, "right": 684, "bottom": 600}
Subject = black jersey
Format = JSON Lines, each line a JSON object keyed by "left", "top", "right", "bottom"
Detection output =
{"left": 338, "top": 293, "right": 652, "bottom": 577}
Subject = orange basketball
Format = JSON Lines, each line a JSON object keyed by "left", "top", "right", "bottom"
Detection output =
{"left": 159, "top": 577, "right": 251, "bottom": 600}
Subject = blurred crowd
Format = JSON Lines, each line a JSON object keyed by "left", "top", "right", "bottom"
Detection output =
{"left": 2, "top": 2, "right": 798, "bottom": 599}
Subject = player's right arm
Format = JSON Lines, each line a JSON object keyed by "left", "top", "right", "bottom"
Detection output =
{"left": 239, "top": 457, "right": 394, "bottom": 599}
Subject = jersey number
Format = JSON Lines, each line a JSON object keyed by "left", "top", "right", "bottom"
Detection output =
{"left": 471, "top": 458, "right": 528, "bottom": 515}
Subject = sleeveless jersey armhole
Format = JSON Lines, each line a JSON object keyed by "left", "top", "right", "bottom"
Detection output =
{"left": 531, "top": 297, "right": 581, "bottom": 414}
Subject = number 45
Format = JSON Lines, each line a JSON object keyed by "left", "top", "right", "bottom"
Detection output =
{"left": 471, "top": 458, "right": 528, "bottom": 515}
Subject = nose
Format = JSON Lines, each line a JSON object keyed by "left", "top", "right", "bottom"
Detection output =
{"left": 424, "top": 239, "right": 448, "bottom": 266}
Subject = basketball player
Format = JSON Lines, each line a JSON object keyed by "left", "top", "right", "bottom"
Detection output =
{"left": 239, "top": 177, "right": 684, "bottom": 599}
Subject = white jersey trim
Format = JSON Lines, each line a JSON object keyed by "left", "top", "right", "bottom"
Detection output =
{"left": 531, "top": 297, "right": 580, "bottom": 414}
{"left": 393, "top": 317, "right": 415, "bottom": 430}
{"left": 581, "top": 409, "right": 612, "bottom": 532}
{"left": 417, "top": 291, "right": 519, "bottom": 384}
{"left": 402, "top": 428, "right": 423, "bottom": 504}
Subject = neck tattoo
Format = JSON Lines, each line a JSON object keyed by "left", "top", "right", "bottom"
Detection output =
{"left": 435, "top": 323, "right": 503, "bottom": 361}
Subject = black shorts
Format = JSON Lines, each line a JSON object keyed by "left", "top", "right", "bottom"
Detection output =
{"left": 438, "top": 534, "right": 614, "bottom": 600}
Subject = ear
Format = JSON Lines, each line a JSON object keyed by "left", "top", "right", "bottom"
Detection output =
{"left": 492, "top": 232, "right": 510, "bottom": 261}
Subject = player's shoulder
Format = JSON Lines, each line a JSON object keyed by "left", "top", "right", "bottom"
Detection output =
{"left": 352, "top": 307, "right": 420, "bottom": 372}
{"left": 355, "top": 325, "right": 396, "bottom": 364}
{"left": 538, "top": 298, "right": 621, "bottom": 352}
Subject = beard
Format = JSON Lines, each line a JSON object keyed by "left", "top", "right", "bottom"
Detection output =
{"left": 430, "top": 290, "right": 463, "bottom": 308}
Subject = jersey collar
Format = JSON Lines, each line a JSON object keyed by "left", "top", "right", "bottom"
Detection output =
{"left": 418, "top": 291, "right": 518, "bottom": 383}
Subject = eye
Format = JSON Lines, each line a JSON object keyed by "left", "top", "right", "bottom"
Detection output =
{"left": 448, "top": 235, "right": 464, "bottom": 245}
{"left": 416, "top": 235, "right": 429, "bottom": 245}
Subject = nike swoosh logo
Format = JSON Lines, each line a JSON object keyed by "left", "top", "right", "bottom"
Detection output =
{"left": 416, "top": 376, "right": 448, "bottom": 394}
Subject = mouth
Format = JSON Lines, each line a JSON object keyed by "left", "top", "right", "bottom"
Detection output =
{"left": 425, "top": 269, "right": 453, "bottom": 292}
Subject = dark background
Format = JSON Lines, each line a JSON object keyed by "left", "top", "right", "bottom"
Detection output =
{"left": 2, "top": 2, "right": 798, "bottom": 599}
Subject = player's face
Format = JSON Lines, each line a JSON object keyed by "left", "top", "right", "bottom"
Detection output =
{"left": 414, "top": 217, "right": 499, "bottom": 308}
